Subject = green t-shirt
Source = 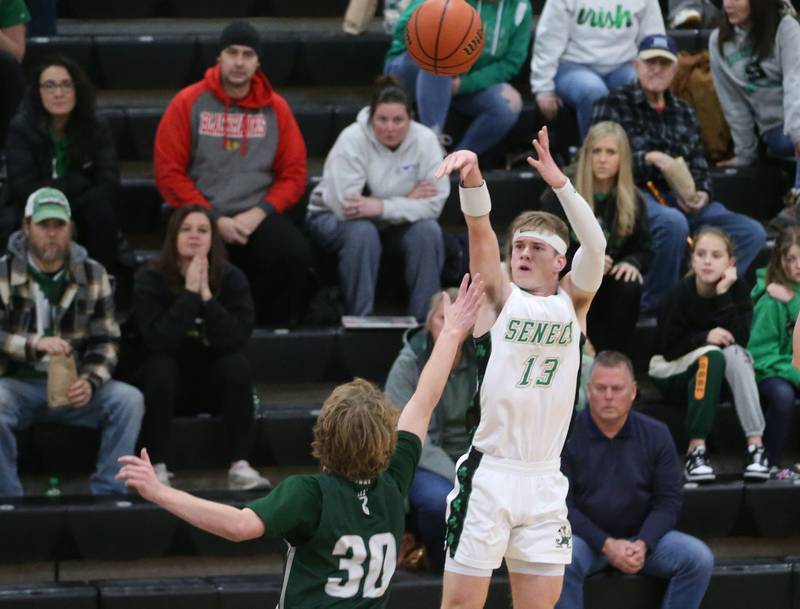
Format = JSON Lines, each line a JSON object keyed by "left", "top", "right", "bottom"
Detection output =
{"left": 248, "top": 431, "right": 421, "bottom": 609}
{"left": 0, "top": 0, "right": 30, "bottom": 28}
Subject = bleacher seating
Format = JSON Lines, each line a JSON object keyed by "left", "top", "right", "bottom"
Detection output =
{"left": 2, "top": 2, "right": 799, "bottom": 607}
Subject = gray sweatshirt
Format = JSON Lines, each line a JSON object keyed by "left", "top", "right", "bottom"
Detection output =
{"left": 307, "top": 107, "right": 449, "bottom": 224}
{"left": 530, "top": 0, "right": 664, "bottom": 95}
{"left": 709, "top": 14, "right": 800, "bottom": 164}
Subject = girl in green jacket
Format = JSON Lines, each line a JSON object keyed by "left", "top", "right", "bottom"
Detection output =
{"left": 749, "top": 226, "right": 800, "bottom": 474}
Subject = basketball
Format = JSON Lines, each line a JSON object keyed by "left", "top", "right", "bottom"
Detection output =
{"left": 405, "top": 0, "right": 484, "bottom": 77}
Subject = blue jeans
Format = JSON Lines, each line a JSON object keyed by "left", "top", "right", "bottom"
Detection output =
{"left": 384, "top": 51, "right": 521, "bottom": 154}
{"left": 307, "top": 213, "right": 444, "bottom": 321}
{"left": 0, "top": 377, "right": 144, "bottom": 496}
{"left": 554, "top": 62, "right": 637, "bottom": 137}
{"left": 557, "top": 531, "right": 714, "bottom": 609}
{"left": 408, "top": 467, "right": 453, "bottom": 570}
{"left": 641, "top": 192, "right": 767, "bottom": 313}
{"left": 762, "top": 125, "right": 800, "bottom": 189}
{"left": 758, "top": 377, "right": 799, "bottom": 467}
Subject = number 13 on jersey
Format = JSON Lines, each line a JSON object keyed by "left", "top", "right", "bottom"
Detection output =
{"left": 516, "top": 356, "right": 560, "bottom": 388}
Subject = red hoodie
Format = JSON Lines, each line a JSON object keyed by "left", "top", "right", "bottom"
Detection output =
{"left": 154, "top": 65, "right": 308, "bottom": 215}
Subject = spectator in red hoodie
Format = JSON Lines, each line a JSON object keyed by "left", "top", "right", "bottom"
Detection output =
{"left": 154, "top": 21, "right": 310, "bottom": 325}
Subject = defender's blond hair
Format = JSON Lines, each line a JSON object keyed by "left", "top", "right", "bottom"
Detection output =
{"left": 506, "top": 211, "right": 570, "bottom": 261}
{"left": 575, "top": 121, "right": 637, "bottom": 238}
{"left": 311, "top": 378, "right": 398, "bottom": 481}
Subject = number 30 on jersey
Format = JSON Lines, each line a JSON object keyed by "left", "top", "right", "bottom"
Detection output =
{"left": 325, "top": 533, "right": 396, "bottom": 599}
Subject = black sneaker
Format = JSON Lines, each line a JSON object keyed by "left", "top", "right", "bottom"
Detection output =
{"left": 685, "top": 446, "right": 716, "bottom": 482}
{"left": 743, "top": 444, "right": 770, "bottom": 481}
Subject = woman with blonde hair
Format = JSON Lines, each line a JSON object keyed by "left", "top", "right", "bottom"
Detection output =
{"left": 543, "top": 120, "right": 651, "bottom": 355}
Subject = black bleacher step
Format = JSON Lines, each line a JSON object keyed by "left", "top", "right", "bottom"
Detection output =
{"left": 676, "top": 481, "right": 743, "bottom": 538}
{"left": 0, "top": 582, "right": 97, "bottom": 608}
{"left": 94, "top": 577, "right": 217, "bottom": 609}
{"left": 58, "top": 2, "right": 354, "bottom": 20}
{"left": 0, "top": 499, "right": 63, "bottom": 562}
{"left": 702, "top": 561, "right": 793, "bottom": 609}
{"left": 207, "top": 575, "right": 282, "bottom": 609}
{"left": 745, "top": 483, "right": 800, "bottom": 537}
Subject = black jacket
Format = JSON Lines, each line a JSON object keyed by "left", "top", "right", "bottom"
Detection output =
{"left": 541, "top": 185, "right": 652, "bottom": 274}
{"left": 4, "top": 97, "right": 119, "bottom": 213}
{"left": 656, "top": 275, "right": 753, "bottom": 361}
{"left": 133, "top": 262, "right": 255, "bottom": 357}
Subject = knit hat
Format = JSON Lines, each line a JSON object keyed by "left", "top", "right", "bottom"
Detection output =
{"left": 219, "top": 21, "right": 260, "bottom": 56}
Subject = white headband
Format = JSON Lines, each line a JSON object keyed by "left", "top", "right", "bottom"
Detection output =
{"left": 513, "top": 230, "right": 568, "bottom": 255}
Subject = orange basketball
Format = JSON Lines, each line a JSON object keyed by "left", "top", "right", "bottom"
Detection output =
{"left": 405, "top": 0, "right": 484, "bottom": 77}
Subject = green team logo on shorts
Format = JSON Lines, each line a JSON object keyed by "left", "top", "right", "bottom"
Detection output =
{"left": 555, "top": 525, "right": 572, "bottom": 549}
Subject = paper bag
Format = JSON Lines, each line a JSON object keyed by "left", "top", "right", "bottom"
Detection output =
{"left": 662, "top": 157, "right": 698, "bottom": 206}
{"left": 48, "top": 353, "right": 78, "bottom": 407}
{"left": 343, "top": 0, "right": 378, "bottom": 34}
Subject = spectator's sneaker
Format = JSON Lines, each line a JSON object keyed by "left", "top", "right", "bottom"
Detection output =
{"left": 743, "top": 444, "right": 770, "bottom": 481}
{"left": 153, "top": 463, "right": 174, "bottom": 487}
{"left": 670, "top": 8, "right": 703, "bottom": 28}
{"left": 770, "top": 466, "right": 798, "bottom": 481}
{"left": 228, "top": 460, "right": 272, "bottom": 491}
{"left": 685, "top": 446, "right": 716, "bottom": 482}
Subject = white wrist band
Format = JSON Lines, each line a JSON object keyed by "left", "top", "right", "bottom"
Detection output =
{"left": 459, "top": 181, "right": 491, "bottom": 217}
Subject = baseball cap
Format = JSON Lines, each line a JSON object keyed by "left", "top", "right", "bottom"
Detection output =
{"left": 638, "top": 34, "right": 678, "bottom": 63}
{"left": 24, "top": 187, "right": 72, "bottom": 224}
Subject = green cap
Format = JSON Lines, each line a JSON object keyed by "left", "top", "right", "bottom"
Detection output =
{"left": 24, "top": 187, "right": 72, "bottom": 224}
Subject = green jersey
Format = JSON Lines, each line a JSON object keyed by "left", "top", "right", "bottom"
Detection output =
{"left": 248, "top": 431, "right": 421, "bottom": 608}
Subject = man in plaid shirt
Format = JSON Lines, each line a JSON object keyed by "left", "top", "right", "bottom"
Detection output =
{"left": 592, "top": 34, "right": 766, "bottom": 314}
{"left": 0, "top": 188, "right": 144, "bottom": 496}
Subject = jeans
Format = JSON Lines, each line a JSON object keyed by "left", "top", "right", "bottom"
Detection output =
{"left": 0, "top": 377, "right": 144, "bottom": 496}
{"left": 641, "top": 192, "right": 767, "bottom": 313}
{"left": 762, "top": 125, "right": 800, "bottom": 189}
{"left": 556, "top": 531, "right": 714, "bottom": 609}
{"left": 408, "top": 467, "right": 453, "bottom": 570}
{"left": 758, "top": 377, "right": 799, "bottom": 467}
{"left": 384, "top": 51, "right": 521, "bottom": 155}
{"left": 554, "top": 62, "right": 637, "bottom": 137}
{"left": 307, "top": 213, "right": 444, "bottom": 321}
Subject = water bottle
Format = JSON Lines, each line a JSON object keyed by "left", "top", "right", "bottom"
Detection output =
{"left": 45, "top": 476, "right": 61, "bottom": 497}
{"left": 384, "top": 0, "right": 401, "bottom": 34}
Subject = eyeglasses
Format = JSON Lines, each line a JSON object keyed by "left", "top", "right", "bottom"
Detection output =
{"left": 39, "top": 80, "right": 74, "bottom": 93}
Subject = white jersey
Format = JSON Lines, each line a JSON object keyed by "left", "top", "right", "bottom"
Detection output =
{"left": 470, "top": 283, "right": 580, "bottom": 463}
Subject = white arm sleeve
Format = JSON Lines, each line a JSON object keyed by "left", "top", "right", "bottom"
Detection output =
{"left": 553, "top": 179, "right": 606, "bottom": 293}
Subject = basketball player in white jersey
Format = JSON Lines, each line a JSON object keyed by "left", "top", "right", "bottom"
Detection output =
{"left": 433, "top": 126, "right": 607, "bottom": 609}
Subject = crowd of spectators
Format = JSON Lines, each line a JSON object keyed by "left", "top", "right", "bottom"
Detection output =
{"left": 1, "top": 2, "right": 800, "bottom": 604}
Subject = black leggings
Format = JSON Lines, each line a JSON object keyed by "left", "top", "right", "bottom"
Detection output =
{"left": 135, "top": 348, "right": 255, "bottom": 464}
{"left": 227, "top": 213, "right": 311, "bottom": 325}
{"left": 586, "top": 273, "right": 642, "bottom": 356}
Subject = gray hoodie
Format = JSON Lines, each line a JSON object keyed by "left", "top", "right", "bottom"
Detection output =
{"left": 384, "top": 327, "right": 476, "bottom": 480}
{"left": 709, "top": 13, "right": 800, "bottom": 163}
{"left": 307, "top": 107, "right": 449, "bottom": 224}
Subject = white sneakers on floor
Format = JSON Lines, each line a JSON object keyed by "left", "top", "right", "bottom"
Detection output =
{"left": 153, "top": 463, "right": 175, "bottom": 487}
{"left": 151, "top": 461, "right": 271, "bottom": 491}
{"left": 228, "top": 460, "right": 272, "bottom": 491}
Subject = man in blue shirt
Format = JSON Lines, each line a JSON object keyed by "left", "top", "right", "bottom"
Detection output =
{"left": 557, "top": 351, "right": 714, "bottom": 609}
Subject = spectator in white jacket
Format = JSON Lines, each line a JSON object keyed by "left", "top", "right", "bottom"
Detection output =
{"left": 306, "top": 77, "right": 450, "bottom": 322}
{"left": 530, "top": 0, "right": 665, "bottom": 136}
{"left": 710, "top": 0, "right": 800, "bottom": 208}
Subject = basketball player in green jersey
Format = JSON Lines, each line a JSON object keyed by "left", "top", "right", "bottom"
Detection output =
{"left": 117, "top": 273, "right": 484, "bottom": 608}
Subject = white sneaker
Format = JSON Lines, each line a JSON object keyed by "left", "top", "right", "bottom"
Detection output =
{"left": 153, "top": 463, "right": 174, "bottom": 487}
{"left": 670, "top": 8, "right": 702, "bottom": 29}
{"left": 228, "top": 460, "right": 272, "bottom": 491}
